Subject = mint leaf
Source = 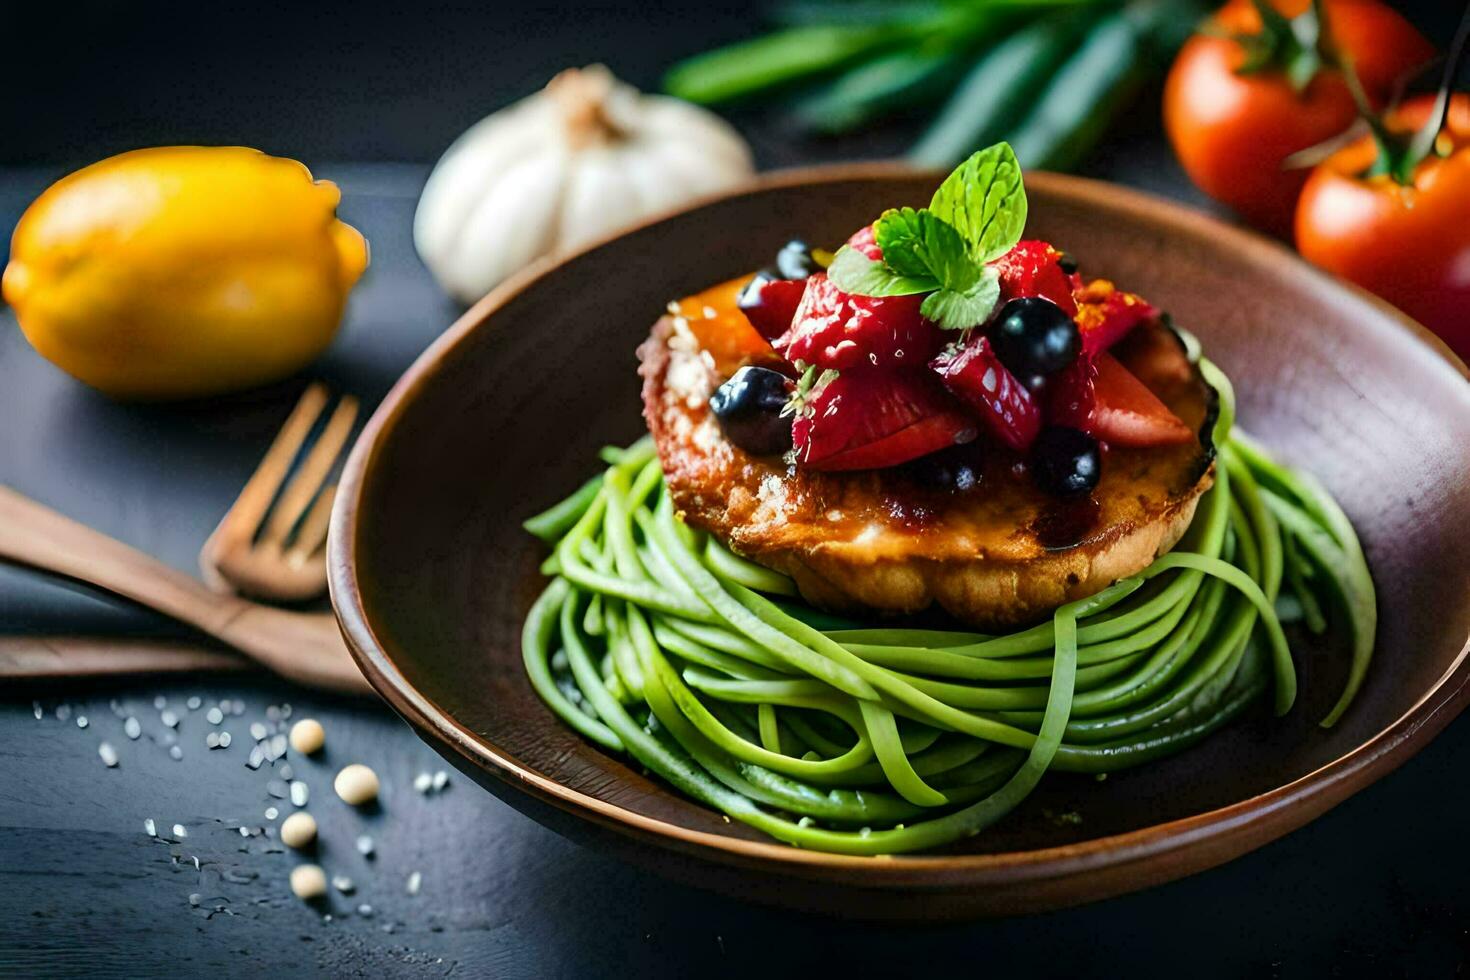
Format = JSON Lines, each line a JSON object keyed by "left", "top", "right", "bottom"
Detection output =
{"left": 826, "top": 245, "right": 935, "bottom": 297}
{"left": 873, "top": 207, "right": 981, "bottom": 292}
{"left": 919, "top": 266, "right": 1000, "bottom": 331}
{"left": 928, "top": 142, "right": 1027, "bottom": 263}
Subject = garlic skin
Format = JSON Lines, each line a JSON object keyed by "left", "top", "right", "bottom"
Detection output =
{"left": 415, "top": 65, "right": 754, "bottom": 304}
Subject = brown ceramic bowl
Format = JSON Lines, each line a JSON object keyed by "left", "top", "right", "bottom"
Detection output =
{"left": 329, "top": 166, "right": 1470, "bottom": 920}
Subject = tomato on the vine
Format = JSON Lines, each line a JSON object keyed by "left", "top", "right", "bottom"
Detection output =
{"left": 1296, "top": 94, "right": 1470, "bottom": 362}
{"left": 1164, "top": 0, "right": 1433, "bottom": 237}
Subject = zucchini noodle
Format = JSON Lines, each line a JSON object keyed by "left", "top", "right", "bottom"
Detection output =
{"left": 519, "top": 363, "right": 1376, "bottom": 855}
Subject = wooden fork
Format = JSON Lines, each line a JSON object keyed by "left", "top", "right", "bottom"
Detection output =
{"left": 200, "top": 383, "right": 358, "bottom": 602}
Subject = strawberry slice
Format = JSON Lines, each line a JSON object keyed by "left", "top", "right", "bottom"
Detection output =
{"left": 794, "top": 370, "right": 975, "bottom": 471}
{"left": 776, "top": 273, "right": 940, "bottom": 372}
{"left": 846, "top": 223, "right": 882, "bottom": 260}
{"left": 737, "top": 273, "right": 808, "bottom": 343}
{"left": 993, "top": 240, "right": 1078, "bottom": 315}
{"left": 930, "top": 337, "right": 1042, "bottom": 453}
{"left": 1090, "top": 353, "right": 1193, "bottom": 447}
{"left": 1047, "top": 355, "right": 1098, "bottom": 432}
{"left": 1074, "top": 279, "right": 1159, "bottom": 357}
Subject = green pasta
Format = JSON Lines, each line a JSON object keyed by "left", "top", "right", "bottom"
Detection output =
{"left": 519, "top": 391, "right": 1376, "bottom": 854}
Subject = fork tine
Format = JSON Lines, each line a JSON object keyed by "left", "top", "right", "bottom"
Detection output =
{"left": 223, "top": 383, "right": 330, "bottom": 540}
{"left": 260, "top": 395, "right": 359, "bottom": 548}
{"left": 286, "top": 482, "right": 337, "bottom": 565}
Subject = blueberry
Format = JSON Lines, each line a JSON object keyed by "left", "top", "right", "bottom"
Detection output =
{"left": 909, "top": 446, "right": 983, "bottom": 493}
{"left": 991, "top": 297, "right": 1081, "bottom": 380}
{"left": 775, "top": 240, "right": 821, "bottom": 280}
{"left": 709, "top": 366, "right": 795, "bottom": 456}
{"left": 1031, "top": 426, "right": 1100, "bottom": 496}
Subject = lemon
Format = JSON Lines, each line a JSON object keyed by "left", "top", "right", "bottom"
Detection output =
{"left": 2, "top": 146, "right": 368, "bottom": 400}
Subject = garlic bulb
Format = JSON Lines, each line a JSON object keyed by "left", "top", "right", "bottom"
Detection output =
{"left": 415, "top": 65, "right": 755, "bottom": 304}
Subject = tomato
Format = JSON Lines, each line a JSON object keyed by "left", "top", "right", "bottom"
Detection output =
{"left": 1164, "top": 0, "right": 1433, "bottom": 237}
{"left": 1296, "top": 94, "right": 1470, "bottom": 363}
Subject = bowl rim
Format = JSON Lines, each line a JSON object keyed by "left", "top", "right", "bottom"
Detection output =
{"left": 328, "top": 164, "right": 1470, "bottom": 889}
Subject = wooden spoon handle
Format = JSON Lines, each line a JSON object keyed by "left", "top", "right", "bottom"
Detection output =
{"left": 0, "top": 635, "right": 250, "bottom": 679}
{"left": 0, "top": 486, "right": 373, "bottom": 696}
{"left": 0, "top": 485, "right": 251, "bottom": 634}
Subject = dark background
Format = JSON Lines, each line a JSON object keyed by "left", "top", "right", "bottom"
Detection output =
{"left": 1, "top": 2, "right": 1467, "bottom": 978}
{"left": 2, "top": 0, "right": 1460, "bottom": 168}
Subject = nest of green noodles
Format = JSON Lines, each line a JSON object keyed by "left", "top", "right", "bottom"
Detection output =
{"left": 520, "top": 361, "right": 1376, "bottom": 856}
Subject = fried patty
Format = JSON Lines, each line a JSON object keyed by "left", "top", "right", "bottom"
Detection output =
{"left": 639, "top": 280, "right": 1216, "bottom": 628}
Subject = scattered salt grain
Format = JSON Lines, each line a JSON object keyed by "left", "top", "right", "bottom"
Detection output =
{"left": 172, "top": 824, "right": 187, "bottom": 839}
{"left": 206, "top": 732, "right": 221, "bottom": 749}
{"left": 124, "top": 717, "right": 141, "bottom": 739}
{"left": 75, "top": 716, "right": 88, "bottom": 729}
{"left": 32, "top": 701, "right": 43, "bottom": 720}
{"left": 406, "top": 871, "right": 422, "bottom": 896}
{"left": 249, "top": 722, "right": 268, "bottom": 741}
{"left": 413, "top": 772, "right": 432, "bottom": 794}
{"left": 98, "top": 742, "right": 119, "bottom": 768}
{"left": 154, "top": 696, "right": 166, "bottom": 710}
{"left": 278, "top": 764, "right": 294, "bottom": 781}
{"left": 189, "top": 893, "right": 201, "bottom": 907}
{"left": 186, "top": 696, "right": 202, "bottom": 711}
{"left": 267, "top": 780, "right": 288, "bottom": 799}
{"left": 206, "top": 707, "right": 224, "bottom": 725}
{"left": 246, "top": 745, "right": 265, "bottom": 770}
{"left": 264, "top": 807, "right": 279, "bottom": 821}
{"left": 356, "top": 903, "right": 374, "bottom": 918}
{"left": 144, "top": 818, "right": 156, "bottom": 836}
{"left": 169, "top": 746, "right": 184, "bottom": 761}
{"left": 355, "top": 835, "right": 374, "bottom": 857}
{"left": 218, "top": 732, "right": 232, "bottom": 749}
{"left": 160, "top": 710, "right": 179, "bottom": 729}
{"left": 56, "top": 704, "right": 71, "bottom": 722}
{"left": 290, "top": 781, "right": 309, "bottom": 807}
{"left": 432, "top": 771, "right": 448, "bottom": 792}
{"left": 332, "top": 875, "right": 355, "bottom": 895}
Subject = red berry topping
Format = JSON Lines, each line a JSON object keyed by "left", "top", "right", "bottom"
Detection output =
{"left": 776, "top": 273, "right": 940, "bottom": 371}
{"left": 846, "top": 223, "right": 882, "bottom": 260}
{"left": 1074, "top": 279, "right": 1159, "bottom": 357}
{"left": 1089, "top": 353, "right": 1192, "bottom": 447}
{"left": 992, "top": 240, "right": 1078, "bottom": 315}
{"left": 793, "top": 370, "right": 975, "bottom": 472}
{"left": 737, "top": 273, "right": 808, "bottom": 343}
{"left": 930, "top": 336, "right": 1042, "bottom": 453}
{"left": 1047, "top": 355, "right": 1098, "bottom": 432}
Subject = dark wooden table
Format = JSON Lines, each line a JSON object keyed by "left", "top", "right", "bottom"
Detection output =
{"left": 2, "top": 150, "right": 1467, "bottom": 978}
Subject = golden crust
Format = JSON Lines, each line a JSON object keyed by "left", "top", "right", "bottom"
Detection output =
{"left": 640, "top": 301, "right": 1215, "bottom": 629}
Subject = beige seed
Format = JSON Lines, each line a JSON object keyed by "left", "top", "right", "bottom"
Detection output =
{"left": 280, "top": 811, "right": 318, "bottom": 849}
{"left": 334, "top": 763, "right": 379, "bottom": 806}
{"left": 289, "top": 718, "right": 325, "bottom": 755}
{"left": 289, "top": 863, "right": 327, "bottom": 901}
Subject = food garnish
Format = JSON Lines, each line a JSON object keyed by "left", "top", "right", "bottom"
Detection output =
{"left": 520, "top": 147, "right": 1377, "bottom": 855}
